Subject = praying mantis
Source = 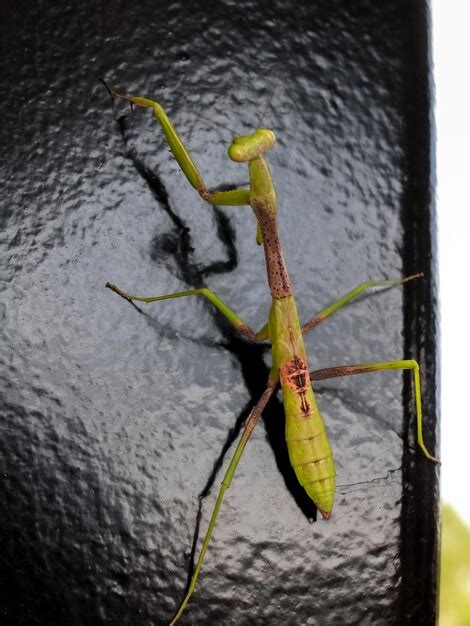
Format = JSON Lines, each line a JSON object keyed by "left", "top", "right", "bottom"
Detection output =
{"left": 101, "top": 80, "right": 439, "bottom": 624}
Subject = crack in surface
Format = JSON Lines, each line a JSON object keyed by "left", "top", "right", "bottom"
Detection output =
{"left": 337, "top": 465, "right": 402, "bottom": 495}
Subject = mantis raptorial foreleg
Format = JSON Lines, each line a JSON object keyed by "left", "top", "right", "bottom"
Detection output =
{"left": 105, "top": 282, "right": 268, "bottom": 342}
{"left": 101, "top": 79, "right": 250, "bottom": 207}
{"left": 301, "top": 273, "right": 424, "bottom": 333}
{"left": 309, "top": 360, "right": 439, "bottom": 463}
{"left": 169, "top": 377, "right": 278, "bottom": 626}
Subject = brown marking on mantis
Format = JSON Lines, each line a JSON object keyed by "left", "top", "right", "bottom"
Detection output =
{"left": 301, "top": 313, "right": 324, "bottom": 333}
{"left": 309, "top": 364, "right": 378, "bottom": 381}
{"left": 281, "top": 356, "right": 310, "bottom": 392}
{"left": 299, "top": 394, "right": 310, "bottom": 415}
{"left": 280, "top": 356, "right": 312, "bottom": 416}
{"left": 317, "top": 507, "right": 332, "bottom": 520}
{"left": 235, "top": 323, "right": 259, "bottom": 342}
{"left": 252, "top": 199, "right": 292, "bottom": 299}
{"left": 197, "top": 186, "right": 213, "bottom": 202}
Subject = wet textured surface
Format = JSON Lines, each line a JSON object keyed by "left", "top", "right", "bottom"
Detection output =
{"left": 0, "top": 1, "right": 439, "bottom": 624}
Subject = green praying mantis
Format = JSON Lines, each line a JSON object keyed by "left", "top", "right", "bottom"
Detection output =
{"left": 101, "top": 80, "right": 439, "bottom": 624}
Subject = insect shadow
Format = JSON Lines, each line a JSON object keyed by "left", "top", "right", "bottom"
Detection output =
{"left": 108, "top": 107, "right": 320, "bottom": 590}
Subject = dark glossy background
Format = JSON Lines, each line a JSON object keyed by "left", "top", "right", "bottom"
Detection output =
{"left": 0, "top": 1, "right": 439, "bottom": 624}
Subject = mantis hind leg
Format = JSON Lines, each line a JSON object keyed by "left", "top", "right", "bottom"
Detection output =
{"left": 301, "top": 273, "right": 423, "bottom": 334}
{"left": 169, "top": 378, "right": 278, "bottom": 625}
{"left": 106, "top": 282, "right": 268, "bottom": 342}
{"left": 309, "top": 360, "right": 439, "bottom": 463}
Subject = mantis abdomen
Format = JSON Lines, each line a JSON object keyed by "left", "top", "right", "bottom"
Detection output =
{"left": 269, "top": 296, "right": 336, "bottom": 518}
{"left": 284, "top": 387, "right": 335, "bottom": 518}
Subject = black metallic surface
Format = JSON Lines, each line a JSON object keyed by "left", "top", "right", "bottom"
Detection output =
{"left": 0, "top": 1, "right": 439, "bottom": 624}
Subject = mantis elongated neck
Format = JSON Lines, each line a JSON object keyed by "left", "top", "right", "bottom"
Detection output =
{"left": 258, "top": 211, "right": 293, "bottom": 299}
{"left": 249, "top": 156, "right": 293, "bottom": 299}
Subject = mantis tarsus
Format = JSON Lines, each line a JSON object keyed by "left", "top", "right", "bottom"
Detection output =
{"left": 101, "top": 80, "right": 439, "bottom": 624}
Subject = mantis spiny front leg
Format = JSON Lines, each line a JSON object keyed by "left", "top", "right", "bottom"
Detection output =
{"left": 101, "top": 79, "right": 251, "bottom": 207}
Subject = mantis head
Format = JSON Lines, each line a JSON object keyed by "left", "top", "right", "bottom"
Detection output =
{"left": 227, "top": 130, "right": 277, "bottom": 246}
{"left": 228, "top": 129, "right": 276, "bottom": 162}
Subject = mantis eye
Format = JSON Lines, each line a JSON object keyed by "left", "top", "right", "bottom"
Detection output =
{"left": 228, "top": 144, "right": 245, "bottom": 162}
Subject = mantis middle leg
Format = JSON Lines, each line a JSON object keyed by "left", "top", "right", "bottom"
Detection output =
{"left": 309, "top": 360, "right": 439, "bottom": 463}
{"left": 169, "top": 376, "right": 278, "bottom": 625}
{"left": 253, "top": 274, "right": 424, "bottom": 342}
{"left": 301, "top": 273, "right": 424, "bottom": 333}
{"left": 106, "top": 282, "right": 268, "bottom": 342}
